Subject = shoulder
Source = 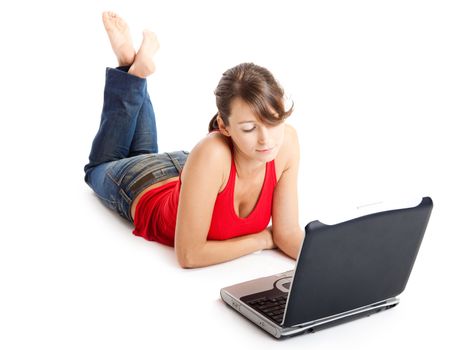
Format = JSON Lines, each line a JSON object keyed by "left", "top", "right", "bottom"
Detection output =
{"left": 274, "top": 124, "right": 300, "bottom": 179}
{"left": 180, "top": 132, "right": 231, "bottom": 189}
{"left": 285, "top": 123, "right": 300, "bottom": 163}
{"left": 283, "top": 124, "right": 299, "bottom": 152}
{"left": 284, "top": 123, "right": 298, "bottom": 140}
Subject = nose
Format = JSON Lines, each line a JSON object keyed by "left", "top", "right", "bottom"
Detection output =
{"left": 258, "top": 126, "right": 270, "bottom": 145}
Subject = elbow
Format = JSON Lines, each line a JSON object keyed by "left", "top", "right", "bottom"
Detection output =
{"left": 175, "top": 235, "right": 207, "bottom": 268}
{"left": 177, "top": 256, "right": 194, "bottom": 269}
{"left": 176, "top": 247, "right": 198, "bottom": 269}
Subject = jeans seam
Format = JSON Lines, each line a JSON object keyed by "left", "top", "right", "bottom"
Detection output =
{"left": 119, "top": 188, "right": 132, "bottom": 221}
{"left": 166, "top": 152, "right": 182, "bottom": 173}
{"left": 106, "top": 170, "right": 119, "bottom": 186}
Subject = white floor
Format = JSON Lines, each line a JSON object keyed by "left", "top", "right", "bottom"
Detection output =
{"left": 1, "top": 1, "right": 463, "bottom": 349}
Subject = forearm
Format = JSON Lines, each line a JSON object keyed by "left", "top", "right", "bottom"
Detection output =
{"left": 179, "top": 232, "right": 266, "bottom": 268}
{"left": 275, "top": 229, "right": 305, "bottom": 260}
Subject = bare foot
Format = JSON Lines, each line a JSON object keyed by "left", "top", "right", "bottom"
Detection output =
{"left": 128, "top": 30, "right": 159, "bottom": 78}
{"left": 128, "top": 30, "right": 160, "bottom": 78}
{"left": 102, "top": 11, "right": 136, "bottom": 67}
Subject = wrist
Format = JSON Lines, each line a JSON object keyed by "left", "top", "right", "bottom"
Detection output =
{"left": 255, "top": 231, "right": 268, "bottom": 250}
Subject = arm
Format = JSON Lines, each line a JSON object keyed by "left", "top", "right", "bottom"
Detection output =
{"left": 271, "top": 125, "right": 305, "bottom": 259}
{"left": 174, "top": 138, "right": 274, "bottom": 268}
{"left": 178, "top": 227, "right": 274, "bottom": 268}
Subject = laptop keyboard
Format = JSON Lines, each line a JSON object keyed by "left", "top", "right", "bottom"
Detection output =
{"left": 246, "top": 295, "right": 287, "bottom": 324}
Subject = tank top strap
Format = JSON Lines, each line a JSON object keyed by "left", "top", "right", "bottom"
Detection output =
{"left": 268, "top": 159, "right": 277, "bottom": 186}
{"left": 228, "top": 142, "right": 236, "bottom": 191}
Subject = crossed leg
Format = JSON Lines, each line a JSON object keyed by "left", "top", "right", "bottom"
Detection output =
{"left": 85, "top": 12, "right": 161, "bottom": 174}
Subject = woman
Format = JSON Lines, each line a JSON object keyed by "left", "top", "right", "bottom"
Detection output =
{"left": 84, "top": 12, "right": 304, "bottom": 268}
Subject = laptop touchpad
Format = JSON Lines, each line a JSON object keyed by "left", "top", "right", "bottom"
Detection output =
{"left": 275, "top": 277, "right": 292, "bottom": 293}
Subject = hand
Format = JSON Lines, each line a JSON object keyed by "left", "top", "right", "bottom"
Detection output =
{"left": 260, "top": 226, "right": 276, "bottom": 250}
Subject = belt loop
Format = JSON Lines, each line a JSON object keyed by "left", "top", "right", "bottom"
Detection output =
{"left": 165, "top": 152, "right": 182, "bottom": 173}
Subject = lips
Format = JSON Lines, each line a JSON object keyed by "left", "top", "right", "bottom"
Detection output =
{"left": 256, "top": 147, "right": 274, "bottom": 153}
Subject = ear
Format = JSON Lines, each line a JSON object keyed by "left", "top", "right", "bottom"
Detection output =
{"left": 217, "top": 113, "right": 231, "bottom": 137}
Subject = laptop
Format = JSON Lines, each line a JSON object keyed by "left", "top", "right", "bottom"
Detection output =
{"left": 220, "top": 196, "right": 433, "bottom": 338}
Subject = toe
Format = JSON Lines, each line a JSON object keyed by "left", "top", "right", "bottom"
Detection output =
{"left": 102, "top": 12, "right": 111, "bottom": 28}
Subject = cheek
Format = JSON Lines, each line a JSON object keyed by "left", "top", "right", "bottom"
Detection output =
{"left": 246, "top": 135, "right": 259, "bottom": 149}
{"left": 234, "top": 133, "right": 256, "bottom": 150}
{"left": 272, "top": 127, "right": 285, "bottom": 145}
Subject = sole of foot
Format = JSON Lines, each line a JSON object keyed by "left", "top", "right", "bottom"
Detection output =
{"left": 128, "top": 30, "right": 160, "bottom": 78}
{"left": 102, "top": 11, "right": 136, "bottom": 67}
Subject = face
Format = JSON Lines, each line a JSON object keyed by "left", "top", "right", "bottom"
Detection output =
{"left": 218, "top": 98, "right": 285, "bottom": 163}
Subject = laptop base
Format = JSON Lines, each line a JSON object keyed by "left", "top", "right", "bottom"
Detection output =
{"left": 221, "top": 290, "right": 399, "bottom": 339}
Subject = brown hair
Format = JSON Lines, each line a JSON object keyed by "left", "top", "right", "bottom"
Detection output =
{"left": 208, "top": 62, "right": 294, "bottom": 132}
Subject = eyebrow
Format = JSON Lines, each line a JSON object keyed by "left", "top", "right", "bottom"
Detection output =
{"left": 238, "top": 120, "right": 256, "bottom": 124}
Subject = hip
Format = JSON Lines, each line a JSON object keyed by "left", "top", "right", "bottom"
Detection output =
{"left": 130, "top": 176, "right": 180, "bottom": 221}
{"left": 85, "top": 151, "right": 189, "bottom": 222}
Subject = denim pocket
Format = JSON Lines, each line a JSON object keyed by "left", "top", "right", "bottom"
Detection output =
{"left": 106, "top": 154, "right": 162, "bottom": 186}
{"left": 106, "top": 156, "right": 143, "bottom": 186}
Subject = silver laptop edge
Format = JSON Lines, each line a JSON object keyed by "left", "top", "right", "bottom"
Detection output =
{"left": 220, "top": 285, "right": 399, "bottom": 338}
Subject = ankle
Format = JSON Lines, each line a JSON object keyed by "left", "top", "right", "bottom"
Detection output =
{"left": 128, "top": 60, "right": 155, "bottom": 79}
{"left": 118, "top": 52, "right": 136, "bottom": 68}
{"left": 128, "top": 64, "right": 148, "bottom": 79}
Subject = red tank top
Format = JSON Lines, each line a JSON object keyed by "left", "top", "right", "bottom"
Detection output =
{"left": 132, "top": 150, "right": 277, "bottom": 246}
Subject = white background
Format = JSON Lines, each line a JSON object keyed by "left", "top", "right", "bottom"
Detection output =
{"left": 0, "top": 0, "right": 463, "bottom": 348}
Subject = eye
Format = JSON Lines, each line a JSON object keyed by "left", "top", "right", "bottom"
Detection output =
{"left": 243, "top": 127, "right": 256, "bottom": 133}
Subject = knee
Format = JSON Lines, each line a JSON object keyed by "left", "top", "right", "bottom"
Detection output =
{"left": 84, "top": 166, "right": 95, "bottom": 187}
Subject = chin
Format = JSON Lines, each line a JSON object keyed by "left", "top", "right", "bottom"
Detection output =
{"left": 255, "top": 146, "right": 278, "bottom": 161}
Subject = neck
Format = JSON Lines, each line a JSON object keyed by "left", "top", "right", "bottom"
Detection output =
{"left": 233, "top": 150, "right": 267, "bottom": 179}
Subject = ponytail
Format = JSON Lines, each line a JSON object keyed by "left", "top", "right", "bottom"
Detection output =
{"left": 208, "top": 112, "right": 219, "bottom": 132}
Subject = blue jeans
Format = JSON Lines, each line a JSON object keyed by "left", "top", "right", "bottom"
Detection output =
{"left": 84, "top": 66, "right": 189, "bottom": 223}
